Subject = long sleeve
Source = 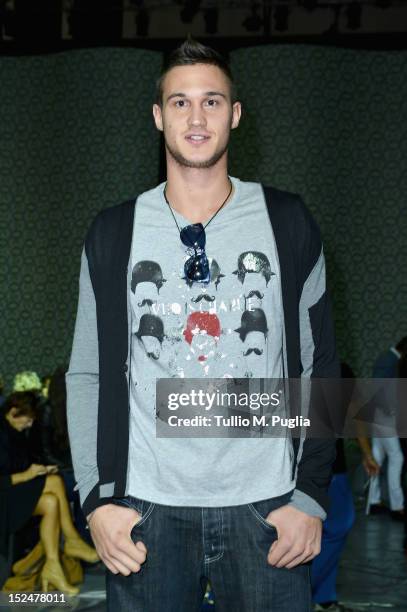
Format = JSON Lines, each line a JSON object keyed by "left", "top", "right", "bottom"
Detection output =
{"left": 287, "top": 201, "right": 340, "bottom": 519}
{"left": 66, "top": 248, "right": 102, "bottom": 517}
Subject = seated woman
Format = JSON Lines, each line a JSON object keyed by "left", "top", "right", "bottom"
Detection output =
{"left": 0, "top": 391, "right": 99, "bottom": 595}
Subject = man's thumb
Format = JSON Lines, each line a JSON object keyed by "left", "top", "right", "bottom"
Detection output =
{"left": 135, "top": 541, "right": 147, "bottom": 553}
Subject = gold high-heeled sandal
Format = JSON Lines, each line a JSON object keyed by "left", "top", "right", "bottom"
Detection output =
{"left": 41, "top": 559, "right": 79, "bottom": 596}
{"left": 12, "top": 541, "right": 44, "bottom": 575}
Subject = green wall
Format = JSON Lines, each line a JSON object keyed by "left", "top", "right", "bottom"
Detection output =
{"left": 0, "top": 48, "right": 162, "bottom": 385}
{"left": 229, "top": 45, "right": 407, "bottom": 375}
{"left": 1, "top": 45, "right": 406, "bottom": 385}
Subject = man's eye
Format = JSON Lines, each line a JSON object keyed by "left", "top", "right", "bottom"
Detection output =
{"left": 206, "top": 99, "right": 218, "bottom": 107}
{"left": 175, "top": 100, "right": 187, "bottom": 107}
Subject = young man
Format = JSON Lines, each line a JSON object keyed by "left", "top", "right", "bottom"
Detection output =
{"left": 66, "top": 39, "right": 339, "bottom": 611}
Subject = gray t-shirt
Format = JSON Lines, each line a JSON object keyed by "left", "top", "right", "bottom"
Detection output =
{"left": 126, "top": 176, "right": 295, "bottom": 505}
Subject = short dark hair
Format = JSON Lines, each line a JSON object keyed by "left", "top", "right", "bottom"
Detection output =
{"left": 2, "top": 391, "right": 38, "bottom": 419}
{"left": 155, "top": 38, "right": 237, "bottom": 107}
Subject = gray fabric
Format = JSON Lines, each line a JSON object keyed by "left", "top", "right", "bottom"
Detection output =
{"left": 291, "top": 246, "right": 328, "bottom": 521}
{"left": 66, "top": 248, "right": 100, "bottom": 509}
{"left": 99, "top": 482, "right": 115, "bottom": 498}
{"left": 287, "top": 489, "right": 326, "bottom": 518}
{"left": 299, "top": 248, "right": 326, "bottom": 378}
{"left": 66, "top": 179, "right": 327, "bottom": 518}
{"left": 126, "top": 177, "right": 294, "bottom": 506}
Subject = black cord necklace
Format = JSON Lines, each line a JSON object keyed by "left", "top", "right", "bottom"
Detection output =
{"left": 163, "top": 178, "right": 233, "bottom": 235}
{"left": 163, "top": 179, "right": 234, "bottom": 284}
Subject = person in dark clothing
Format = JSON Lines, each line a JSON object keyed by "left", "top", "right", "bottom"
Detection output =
{"left": 27, "top": 367, "right": 73, "bottom": 470}
{"left": 0, "top": 375, "right": 5, "bottom": 408}
{"left": 11, "top": 370, "right": 62, "bottom": 469}
{"left": 48, "top": 366, "right": 72, "bottom": 469}
{"left": 0, "top": 392, "right": 98, "bottom": 594}
{"left": 311, "top": 363, "right": 356, "bottom": 612}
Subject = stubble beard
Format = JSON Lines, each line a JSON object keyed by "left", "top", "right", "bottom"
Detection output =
{"left": 165, "top": 138, "right": 229, "bottom": 169}
{"left": 163, "top": 118, "right": 233, "bottom": 169}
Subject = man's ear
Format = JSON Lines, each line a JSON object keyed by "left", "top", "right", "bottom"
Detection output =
{"left": 152, "top": 104, "right": 164, "bottom": 132}
{"left": 231, "top": 101, "right": 242, "bottom": 130}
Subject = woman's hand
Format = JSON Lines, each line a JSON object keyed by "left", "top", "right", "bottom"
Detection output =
{"left": 362, "top": 454, "right": 380, "bottom": 476}
{"left": 45, "top": 465, "right": 59, "bottom": 474}
{"left": 25, "top": 463, "right": 48, "bottom": 480}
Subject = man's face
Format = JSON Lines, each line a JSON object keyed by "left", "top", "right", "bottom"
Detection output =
{"left": 153, "top": 63, "right": 241, "bottom": 169}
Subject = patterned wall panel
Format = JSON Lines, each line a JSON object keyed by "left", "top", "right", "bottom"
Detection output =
{"left": 0, "top": 48, "right": 162, "bottom": 387}
{"left": 1, "top": 45, "right": 406, "bottom": 385}
{"left": 229, "top": 45, "right": 407, "bottom": 375}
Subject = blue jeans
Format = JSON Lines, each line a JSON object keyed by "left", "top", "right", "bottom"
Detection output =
{"left": 311, "top": 473, "right": 355, "bottom": 604}
{"left": 106, "top": 490, "right": 312, "bottom": 612}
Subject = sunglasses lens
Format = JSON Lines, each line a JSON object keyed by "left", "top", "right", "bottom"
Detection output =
{"left": 184, "top": 253, "right": 210, "bottom": 284}
{"left": 180, "top": 223, "right": 206, "bottom": 249}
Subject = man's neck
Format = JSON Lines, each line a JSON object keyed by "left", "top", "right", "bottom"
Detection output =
{"left": 164, "top": 164, "right": 233, "bottom": 225}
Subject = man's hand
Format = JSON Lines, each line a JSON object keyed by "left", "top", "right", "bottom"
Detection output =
{"left": 265, "top": 505, "right": 322, "bottom": 569}
{"left": 87, "top": 504, "right": 147, "bottom": 576}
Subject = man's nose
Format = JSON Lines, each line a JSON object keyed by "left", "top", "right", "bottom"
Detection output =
{"left": 188, "top": 103, "right": 207, "bottom": 127}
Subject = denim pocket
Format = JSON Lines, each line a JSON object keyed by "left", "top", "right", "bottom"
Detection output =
{"left": 247, "top": 491, "right": 293, "bottom": 531}
{"left": 113, "top": 495, "right": 155, "bottom": 528}
{"left": 248, "top": 499, "right": 278, "bottom": 531}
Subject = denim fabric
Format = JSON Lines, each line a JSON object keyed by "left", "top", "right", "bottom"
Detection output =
{"left": 311, "top": 473, "right": 355, "bottom": 604}
{"left": 106, "top": 490, "right": 312, "bottom": 612}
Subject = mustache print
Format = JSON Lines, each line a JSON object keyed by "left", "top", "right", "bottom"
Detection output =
{"left": 191, "top": 294, "right": 216, "bottom": 303}
{"left": 243, "top": 348, "right": 263, "bottom": 356}
{"left": 138, "top": 298, "right": 156, "bottom": 307}
{"left": 146, "top": 351, "right": 159, "bottom": 360}
{"left": 245, "top": 290, "right": 264, "bottom": 300}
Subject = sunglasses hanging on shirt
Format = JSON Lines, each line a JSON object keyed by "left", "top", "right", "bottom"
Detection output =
{"left": 163, "top": 179, "right": 233, "bottom": 285}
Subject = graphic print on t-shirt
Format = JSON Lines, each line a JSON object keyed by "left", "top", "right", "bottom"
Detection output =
{"left": 125, "top": 179, "right": 294, "bottom": 508}
{"left": 234, "top": 308, "right": 269, "bottom": 372}
{"left": 184, "top": 257, "right": 225, "bottom": 289}
{"left": 232, "top": 251, "right": 275, "bottom": 286}
{"left": 183, "top": 311, "right": 222, "bottom": 368}
{"left": 134, "top": 313, "right": 165, "bottom": 361}
{"left": 131, "top": 260, "right": 167, "bottom": 312}
{"left": 231, "top": 251, "right": 275, "bottom": 377}
{"left": 130, "top": 249, "right": 277, "bottom": 380}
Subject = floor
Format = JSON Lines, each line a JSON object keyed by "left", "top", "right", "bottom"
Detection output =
{"left": 2, "top": 503, "right": 407, "bottom": 612}
{"left": 336, "top": 505, "right": 407, "bottom": 611}
{"left": 2, "top": 453, "right": 407, "bottom": 612}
